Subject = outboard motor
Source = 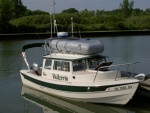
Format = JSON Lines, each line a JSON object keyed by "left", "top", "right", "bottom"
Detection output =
{"left": 32, "top": 63, "right": 41, "bottom": 75}
{"left": 135, "top": 73, "right": 145, "bottom": 82}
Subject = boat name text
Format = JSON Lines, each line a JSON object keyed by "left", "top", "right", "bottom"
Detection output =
{"left": 52, "top": 73, "right": 68, "bottom": 81}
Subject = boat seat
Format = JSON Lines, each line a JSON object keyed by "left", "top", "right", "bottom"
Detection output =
{"left": 57, "top": 66, "right": 62, "bottom": 70}
{"left": 95, "top": 62, "right": 113, "bottom": 71}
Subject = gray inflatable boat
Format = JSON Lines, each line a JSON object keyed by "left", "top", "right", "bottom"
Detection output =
{"left": 49, "top": 37, "right": 104, "bottom": 55}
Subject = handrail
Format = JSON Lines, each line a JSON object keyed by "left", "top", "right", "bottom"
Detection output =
{"left": 22, "top": 52, "right": 30, "bottom": 71}
{"left": 99, "top": 62, "right": 138, "bottom": 69}
{"left": 115, "top": 65, "right": 121, "bottom": 81}
{"left": 22, "top": 43, "right": 46, "bottom": 71}
{"left": 93, "top": 62, "right": 139, "bottom": 82}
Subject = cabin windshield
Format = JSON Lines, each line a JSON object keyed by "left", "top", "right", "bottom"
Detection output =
{"left": 73, "top": 59, "right": 87, "bottom": 71}
{"left": 44, "top": 59, "right": 52, "bottom": 69}
{"left": 53, "top": 60, "right": 70, "bottom": 72}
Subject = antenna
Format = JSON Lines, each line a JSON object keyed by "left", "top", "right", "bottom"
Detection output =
{"left": 71, "top": 17, "right": 74, "bottom": 37}
{"left": 54, "top": 19, "right": 58, "bottom": 33}
{"left": 50, "top": 0, "right": 56, "bottom": 38}
{"left": 50, "top": 5, "right": 53, "bottom": 38}
{"left": 53, "top": 0, "right": 56, "bottom": 33}
{"left": 79, "top": 29, "right": 81, "bottom": 39}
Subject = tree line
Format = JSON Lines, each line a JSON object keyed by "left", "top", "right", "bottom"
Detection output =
{"left": 0, "top": 0, "right": 150, "bottom": 33}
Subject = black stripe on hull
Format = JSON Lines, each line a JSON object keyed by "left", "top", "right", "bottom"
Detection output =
{"left": 21, "top": 73, "right": 138, "bottom": 92}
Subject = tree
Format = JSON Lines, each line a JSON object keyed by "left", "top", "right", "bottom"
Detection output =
{"left": 131, "top": 8, "right": 142, "bottom": 16}
{"left": 0, "top": 0, "right": 27, "bottom": 33}
{"left": 80, "top": 9, "right": 91, "bottom": 17}
{"left": 145, "top": 8, "right": 150, "bottom": 15}
{"left": 0, "top": 0, "right": 11, "bottom": 33}
{"left": 9, "top": 0, "right": 27, "bottom": 19}
{"left": 61, "top": 8, "right": 79, "bottom": 14}
{"left": 120, "top": 0, "right": 134, "bottom": 18}
{"left": 32, "top": 10, "right": 49, "bottom": 15}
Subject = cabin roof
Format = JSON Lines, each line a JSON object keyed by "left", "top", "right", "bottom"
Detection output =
{"left": 43, "top": 53, "right": 106, "bottom": 61}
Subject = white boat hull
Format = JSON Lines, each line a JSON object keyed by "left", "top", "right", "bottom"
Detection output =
{"left": 22, "top": 85, "right": 132, "bottom": 113}
{"left": 20, "top": 71, "right": 139, "bottom": 105}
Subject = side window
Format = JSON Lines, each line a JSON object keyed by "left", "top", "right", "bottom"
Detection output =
{"left": 44, "top": 59, "right": 52, "bottom": 69}
{"left": 88, "top": 58, "right": 104, "bottom": 69}
{"left": 88, "top": 59, "right": 99, "bottom": 68}
{"left": 53, "top": 60, "right": 70, "bottom": 72}
{"left": 73, "top": 60, "right": 87, "bottom": 71}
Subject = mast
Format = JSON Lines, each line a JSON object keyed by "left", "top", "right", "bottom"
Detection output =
{"left": 71, "top": 17, "right": 74, "bottom": 37}
{"left": 53, "top": 0, "right": 56, "bottom": 33}
{"left": 50, "top": 0, "right": 56, "bottom": 37}
{"left": 50, "top": 4, "right": 53, "bottom": 38}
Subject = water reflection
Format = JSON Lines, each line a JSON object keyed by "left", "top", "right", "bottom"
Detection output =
{"left": 0, "top": 39, "right": 43, "bottom": 79}
{"left": 0, "top": 40, "right": 24, "bottom": 79}
{"left": 21, "top": 85, "right": 134, "bottom": 113}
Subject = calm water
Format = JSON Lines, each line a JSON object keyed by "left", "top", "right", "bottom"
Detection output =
{"left": 0, "top": 35, "right": 150, "bottom": 113}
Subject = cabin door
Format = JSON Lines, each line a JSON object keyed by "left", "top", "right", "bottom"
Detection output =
{"left": 42, "top": 59, "right": 53, "bottom": 77}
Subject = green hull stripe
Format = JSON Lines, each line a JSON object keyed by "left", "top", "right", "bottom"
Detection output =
{"left": 22, "top": 73, "right": 138, "bottom": 92}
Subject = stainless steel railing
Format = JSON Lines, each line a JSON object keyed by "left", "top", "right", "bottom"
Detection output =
{"left": 93, "top": 62, "right": 138, "bottom": 82}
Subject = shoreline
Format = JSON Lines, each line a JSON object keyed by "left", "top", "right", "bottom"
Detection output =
{"left": 0, "top": 30, "right": 150, "bottom": 40}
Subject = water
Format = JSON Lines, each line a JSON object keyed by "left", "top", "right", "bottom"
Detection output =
{"left": 0, "top": 36, "right": 150, "bottom": 113}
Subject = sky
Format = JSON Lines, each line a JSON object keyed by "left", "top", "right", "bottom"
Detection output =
{"left": 21, "top": 0, "right": 150, "bottom": 13}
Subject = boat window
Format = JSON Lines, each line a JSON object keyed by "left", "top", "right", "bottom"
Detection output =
{"left": 88, "top": 58, "right": 104, "bottom": 69}
{"left": 73, "top": 59, "right": 87, "bottom": 71}
{"left": 44, "top": 59, "right": 52, "bottom": 69}
{"left": 53, "top": 60, "right": 70, "bottom": 72}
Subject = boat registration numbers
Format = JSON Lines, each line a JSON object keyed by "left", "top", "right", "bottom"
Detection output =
{"left": 106, "top": 85, "right": 132, "bottom": 91}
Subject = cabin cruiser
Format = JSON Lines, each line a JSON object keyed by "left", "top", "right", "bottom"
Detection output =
{"left": 137, "top": 75, "right": 150, "bottom": 97}
{"left": 20, "top": 32, "right": 141, "bottom": 105}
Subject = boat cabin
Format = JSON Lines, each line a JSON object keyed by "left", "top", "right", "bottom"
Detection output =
{"left": 31, "top": 53, "right": 120, "bottom": 82}
{"left": 22, "top": 38, "right": 138, "bottom": 83}
{"left": 42, "top": 53, "right": 107, "bottom": 73}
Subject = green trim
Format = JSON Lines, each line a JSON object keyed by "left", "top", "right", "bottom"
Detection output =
{"left": 22, "top": 73, "right": 138, "bottom": 92}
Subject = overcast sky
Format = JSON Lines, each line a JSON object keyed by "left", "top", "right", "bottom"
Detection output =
{"left": 22, "top": 0, "right": 150, "bottom": 13}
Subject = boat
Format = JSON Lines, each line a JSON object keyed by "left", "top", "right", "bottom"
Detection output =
{"left": 21, "top": 85, "right": 133, "bottom": 113}
{"left": 137, "top": 75, "right": 150, "bottom": 97}
{"left": 20, "top": 32, "right": 142, "bottom": 105}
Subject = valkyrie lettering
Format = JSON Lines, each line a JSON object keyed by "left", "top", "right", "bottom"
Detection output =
{"left": 52, "top": 73, "right": 68, "bottom": 81}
